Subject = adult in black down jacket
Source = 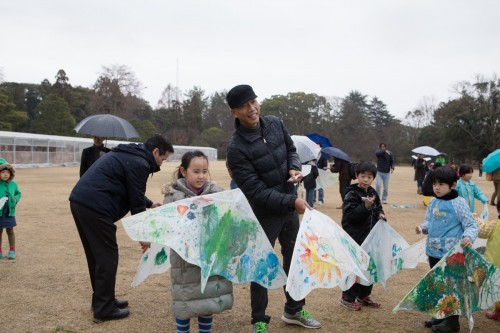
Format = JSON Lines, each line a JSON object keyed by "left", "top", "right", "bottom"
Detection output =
{"left": 226, "top": 85, "right": 320, "bottom": 331}
{"left": 69, "top": 134, "right": 174, "bottom": 323}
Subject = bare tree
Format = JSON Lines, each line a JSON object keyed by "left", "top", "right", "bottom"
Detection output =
{"left": 100, "top": 64, "right": 144, "bottom": 97}
{"left": 157, "top": 83, "right": 182, "bottom": 109}
{"left": 404, "top": 95, "right": 437, "bottom": 128}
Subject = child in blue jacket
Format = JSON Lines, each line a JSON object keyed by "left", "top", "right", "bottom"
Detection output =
{"left": 416, "top": 166, "right": 478, "bottom": 333}
{"left": 455, "top": 164, "right": 488, "bottom": 213}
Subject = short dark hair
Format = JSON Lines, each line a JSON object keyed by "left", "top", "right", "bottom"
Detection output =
{"left": 432, "top": 165, "right": 457, "bottom": 186}
{"left": 458, "top": 164, "right": 473, "bottom": 177}
{"left": 144, "top": 134, "right": 174, "bottom": 155}
{"left": 379, "top": 143, "right": 386, "bottom": 148}
{"left": 355, "top": 162, "right": 377, "bottom": 178}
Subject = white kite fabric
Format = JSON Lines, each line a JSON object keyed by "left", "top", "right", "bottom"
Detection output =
{"left": 131, "top": 243, "right": 171, "bottom": 287}
{"left": 286, "top": 209, "right": 371, "bottom": 301}
{"left": 122, "top": 189, "right": 287, "bottom": 292}
{"left": 354, "top": 221, "right": 426, "bottom": 287}
{"left": 286, "top": 211, "right": 428, "bottom": 300}
{"left": 0, "top": 197, "right": 7, "bottom": 210}
{"left": 316, "top": 169, "right": 338, "bottom": 189}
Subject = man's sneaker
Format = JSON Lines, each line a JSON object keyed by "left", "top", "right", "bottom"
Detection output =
{"left": 382, "top": 200, "right": 388, "bottom": 204}
{"left": 7, "top": 250, "right": 15, "bottom": 260}
{"left": 340, "top": 298, "right": 361, "bottom": 311}
{"left": 252, "top": 321, "right": 267, "bottom": 333}
{"left": 281, "top": 308, "right": 321, "bottom": 329}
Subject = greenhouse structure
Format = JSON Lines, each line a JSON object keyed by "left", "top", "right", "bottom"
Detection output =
{"left": 0, "top": 131, "right": 217, "bottom": 167}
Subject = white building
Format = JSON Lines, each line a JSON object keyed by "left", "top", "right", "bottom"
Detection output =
{"left": 0, "top": 131, "right": 217, "bottom": 167}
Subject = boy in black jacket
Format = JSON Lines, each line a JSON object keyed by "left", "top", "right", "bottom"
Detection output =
{"left": 340, "top": 162, "right": 385, "bottom": 311}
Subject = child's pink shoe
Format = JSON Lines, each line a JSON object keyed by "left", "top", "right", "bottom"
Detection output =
{"left": 485, "top": 309, "right": 500, "bottom": 320}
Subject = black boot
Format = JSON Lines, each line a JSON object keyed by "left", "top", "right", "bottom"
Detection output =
{"left": 432, "top": 316, "right": 460, "bottom": 333}
{"left": 425, "top": 317, "right": 444, "bottom": 327}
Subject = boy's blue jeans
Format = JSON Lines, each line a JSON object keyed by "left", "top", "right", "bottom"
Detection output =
{"left": 313, "top": 188, "right": 324, "bottom": 203}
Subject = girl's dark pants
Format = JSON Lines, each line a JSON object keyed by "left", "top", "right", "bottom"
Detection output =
{"left": 251, "top": 212, "right": 305, "bottom": 324}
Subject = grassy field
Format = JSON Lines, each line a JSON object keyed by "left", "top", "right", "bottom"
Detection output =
{"left": 0, "top": 162, "right": 497, "bottom": 333}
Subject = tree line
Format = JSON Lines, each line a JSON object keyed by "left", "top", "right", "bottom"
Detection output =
{"left": 0, "top": 67, "right": 498, "bottom": 163}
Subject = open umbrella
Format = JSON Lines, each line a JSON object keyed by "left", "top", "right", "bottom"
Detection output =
{"left": 306, "top": 133, "right": 332, "bottom": 148}
{"left": 411, "top": 146, "right": 440, "bottom": 156}
{"left": 321, "top": 147, "right": 350, "bottom": 162}
{"left": 411, "top": 155, "right": 431, "bottom": 161}
{"left": 482, "top": 149, "right": 500, "bottom": 173}
{"left": 291, "top": 135, "right": 322, "bottom": 163}
{"left": 74, "top": 114, "right": 140, "bottom": 139}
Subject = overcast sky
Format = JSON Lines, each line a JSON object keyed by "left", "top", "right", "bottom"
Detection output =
{"left": 1, "top": 0, "right": 499, "bottom": 119}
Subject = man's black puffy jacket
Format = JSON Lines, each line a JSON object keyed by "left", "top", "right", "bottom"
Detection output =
{"left": 227, "top": 116, "right": 301, "bottom": 218}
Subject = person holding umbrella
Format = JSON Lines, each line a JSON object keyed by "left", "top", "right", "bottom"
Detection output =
{"left": 79, "top": 136, "right": 110, "bottom": 177}
{"left": 483, "top": 149, "right": 500, "bottom": 217}
{"left": 69, "top": 134, "right": 174, "bottom": 323}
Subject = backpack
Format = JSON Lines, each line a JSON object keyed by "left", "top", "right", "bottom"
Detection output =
{"left": 348, "top": 162, "right": 358, "bottom": 180}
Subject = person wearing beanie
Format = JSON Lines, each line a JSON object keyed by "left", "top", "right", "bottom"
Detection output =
{"left": 226, "top": 84, "right": 321, "bottom": 333}
{"left": 0, "top": 163, "right": 21, "bottom": 260}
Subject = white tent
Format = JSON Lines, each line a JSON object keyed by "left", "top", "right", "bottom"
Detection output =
{"left": 0, "top": 131, "right": 217, "bottom": 167}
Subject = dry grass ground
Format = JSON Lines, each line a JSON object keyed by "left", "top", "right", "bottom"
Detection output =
{"left": 0, "top": 162, "right": 497, "bottom": 333}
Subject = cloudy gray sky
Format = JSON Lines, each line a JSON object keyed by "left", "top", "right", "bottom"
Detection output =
{"left": 1, "top": 0, "right": 499, "bottom": 119}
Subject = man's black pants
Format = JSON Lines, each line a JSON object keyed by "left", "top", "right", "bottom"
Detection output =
{"left": 251, "top": 212, "right": 305, "bottom": 324}
{"left": 70, "top": 201, "right": 119, "bottom": 318}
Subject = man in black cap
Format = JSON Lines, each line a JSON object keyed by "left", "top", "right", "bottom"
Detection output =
{"left": 226, "top": 85, "right": 321, "bottom": 333}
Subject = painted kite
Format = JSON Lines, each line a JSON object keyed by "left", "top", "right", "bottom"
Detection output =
{"left": 398, "top": 237, "right": 428, "bottom": 269}
{"left": 286, "top": 209, "right": 370, "bottom": 301}
{"left": 131, "top": 242, "right": 171, "bottom": 287}
{"left": 352, "top": 221, "right": 426, "bottom": 287}
{"left": 393, "top": 242, "right": 500, "bottom": 331}
{"left": 122, "top": 189, "right": 287, "bottom": 292}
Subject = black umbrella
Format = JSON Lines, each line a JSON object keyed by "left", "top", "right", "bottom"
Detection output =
{"left": 74, "top": 114, "right": 140, "bottom": 139}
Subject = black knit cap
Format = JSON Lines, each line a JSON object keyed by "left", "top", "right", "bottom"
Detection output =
{"left": 226, "top": 84, "right": 257, "bottom": 109}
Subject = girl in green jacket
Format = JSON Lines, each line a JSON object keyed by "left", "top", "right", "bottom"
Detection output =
{"left": 0, "top": 163, "right": 21, "bottom": 260}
